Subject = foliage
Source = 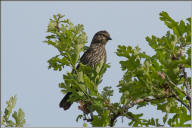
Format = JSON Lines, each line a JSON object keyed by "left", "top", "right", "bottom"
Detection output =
{"left": 45, "top": 12, "right": 191, "bottom": 127}
{"left": 1, "top": 95, "right": 26, "bottom": 127}
{"left": 117, "top": 11, "right": 191, "bottom": 127}
{"left": 44, "top": 13, "right": 88, "bottom": 71}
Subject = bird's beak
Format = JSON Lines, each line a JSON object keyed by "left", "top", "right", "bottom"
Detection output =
{"left": 108, "top": 37, "right": 112, "bottom": 40}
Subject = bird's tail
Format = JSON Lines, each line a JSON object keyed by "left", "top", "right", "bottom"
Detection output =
{"left": 59, "top": 92, "right": 73, "bottom": 110}
{"left": 60, "top": 64, "right": 80, "bottom": 110}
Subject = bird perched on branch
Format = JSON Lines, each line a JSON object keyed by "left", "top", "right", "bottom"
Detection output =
{"left": 59, "top": 30, "right": 112, "bottom": 110}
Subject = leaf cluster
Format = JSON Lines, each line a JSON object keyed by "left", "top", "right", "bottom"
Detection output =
{"left": 116, "top": 11, "right": 191, "bottom": 126}
{"left": 44, "top": 13, "right": 88, "bottom": 71}
{"left": 1, "top": 95, "right": 26, "bottom": 127}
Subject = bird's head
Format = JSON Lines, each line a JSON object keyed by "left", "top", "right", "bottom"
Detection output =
{"left": 91, "top": 30, "right": 112, "bottom": 45}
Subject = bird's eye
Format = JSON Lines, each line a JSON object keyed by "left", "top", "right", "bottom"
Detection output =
{"left": 101, "top": 34, "right": 107, "bottom": 38}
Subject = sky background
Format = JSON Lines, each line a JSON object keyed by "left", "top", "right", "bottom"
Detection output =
{"left": 1, "top": 1, "right": 191, "bottom": 127}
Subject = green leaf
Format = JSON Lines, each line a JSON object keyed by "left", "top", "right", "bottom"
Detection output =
{"left": 163, "top": 113, "right": 168, "bottom": 124}
{"left": 101, "top": 86, "right": 114, "bottom": 99}
{"left": 178, "top": 20, "right": 186, "bottom": 36}
{"left": 83, "top": 122, "right": 88, "bottom": 127}
{"left": 4, "top": 95, "right": 17, "bottom": 120}
{"left": 12, "top": 109, "right": 25, "bottom": 127}
{"left": 6, "top": 120, "right": 15, "bottom": 127}
{"left": 76, "top": 114, "right": 83, "bottom": 122}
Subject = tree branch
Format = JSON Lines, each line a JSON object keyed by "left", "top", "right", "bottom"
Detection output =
{"left": 165, "top": 69, "right": 191, "bottom": 112}
{"left": 126, "top": 95, "right": 175, "bottom": 109}
{"left": 181, "top": 66, "right": 191, "bottom": 106}
{"left": 109, "top": 95, "right": 175, "bottom": 127}
{"left": 55, "top": 16, "right": 60, "bottom": 32}
{"left": 110, "top": 111, "right": 121, "bottom": 127}
{"left": 166, "top": 74, "right": 187, "bottom": 96}
{"left": 170, "top": 89, "right": 191, "bottom": 112}
{"left": 174, "top": 94, "right": 190, "bottom": 112}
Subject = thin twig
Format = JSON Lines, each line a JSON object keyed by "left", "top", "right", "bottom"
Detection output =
{"left": 166, "top": 74, "right": 187, "bottom": 96}
{"left": 181, "top": 66, "right": 191, "bottom": 106}
{"left": 165, "top": 71, "right": 191, "bottom": 112}
{"left": 56, "top": 17, "right": 60, "bottom": 32}
{"left": 110, "top": 111, "right": 121, "bottom": 127}
{"left": 175, "top": 95, "right": 190, "bottom": 112}
{"left": 109, "top": 95, "right": 175, "bottom": 127}
{"left": 168, "top": 84, "right": 191, "bottom": 113}
{"left": 125, "top": 95, "right": 174, "bottom": 109}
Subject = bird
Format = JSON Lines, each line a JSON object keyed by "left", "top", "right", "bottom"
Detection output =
{"left": 59, "top": 30, "right": 112, "bottom": 110}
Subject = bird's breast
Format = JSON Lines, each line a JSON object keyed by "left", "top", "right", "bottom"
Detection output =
{"left": 80, "top": 45, "right": 106, "bottom": 67}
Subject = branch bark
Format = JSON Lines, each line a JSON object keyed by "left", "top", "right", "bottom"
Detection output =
{"left": 109, "top": 95, "right": 175, "bottom": 127}
{"left": 181, "top": 66, "right": 191, "bottom": 107}
{"left": 166, "top": 68, "right": 191, "bottom": 112}
{"left": 166, "top": 74, "right": 187, "bottom": 96}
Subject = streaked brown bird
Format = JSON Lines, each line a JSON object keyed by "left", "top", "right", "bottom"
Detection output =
{"left": 59, "top": 30, "right": 112, "bottom": 110}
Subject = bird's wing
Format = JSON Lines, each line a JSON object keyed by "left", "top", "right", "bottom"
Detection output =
{"left": 80, "top": 48, "right": 94, "bottom": 66}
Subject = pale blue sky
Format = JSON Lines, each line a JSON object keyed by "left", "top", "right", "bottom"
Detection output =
{"left": 1, "top": 1, "right": 191, "bottom": 127}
